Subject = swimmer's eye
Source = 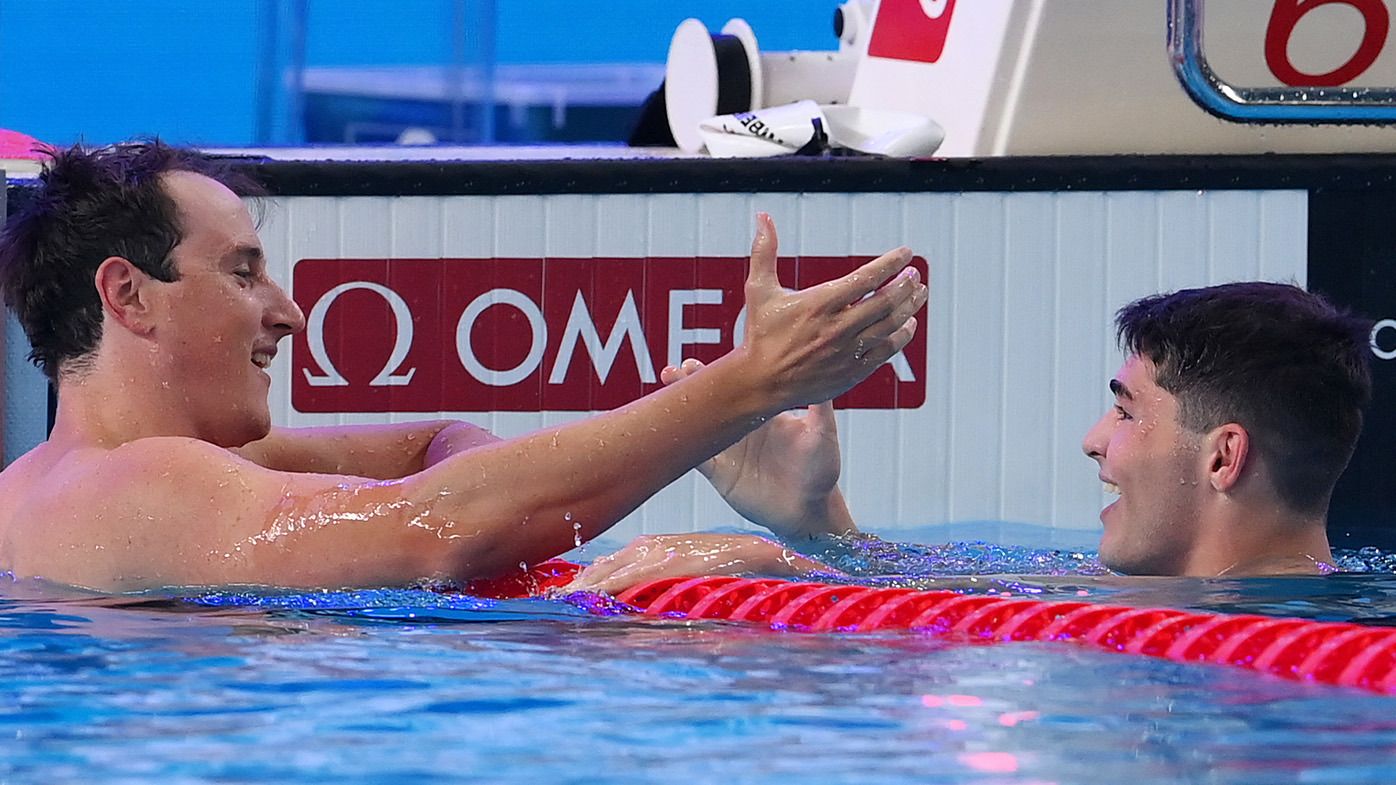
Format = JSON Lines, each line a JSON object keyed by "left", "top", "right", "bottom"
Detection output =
{"left": 233, "top": 268, "right": 255, "bottom": 283}
{"left": 1114, "top": 405, "right": 1133, "bottom": 421}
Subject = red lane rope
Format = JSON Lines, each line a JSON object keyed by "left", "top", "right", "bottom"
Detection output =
{"left": 466, "top": 560, "right": 1396, "bottom": 695}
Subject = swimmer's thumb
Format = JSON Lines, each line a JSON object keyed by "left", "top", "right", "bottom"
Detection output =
{"left": 747, "top": 212, "right": 779, "bottom": 291}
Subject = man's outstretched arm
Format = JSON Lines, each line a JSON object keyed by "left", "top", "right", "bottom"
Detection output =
{"left": 42, "top": 215, "right": 924, "bottom": 591}
{"left": 563, "top": 533, "right": 833, "bottom": 595}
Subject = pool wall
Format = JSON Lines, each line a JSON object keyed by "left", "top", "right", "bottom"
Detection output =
{"left": 252, "top": 156, "right": 1309, "bottom": 545}
{"left": 10, "top": 154, "right": 1396, "bottom": 548}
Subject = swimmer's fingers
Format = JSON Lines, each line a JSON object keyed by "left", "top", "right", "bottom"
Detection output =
{"left": 853, "top": 316, "right": 919, "bottom": 368}
{"left": 562, "top": 552, "right": 623, "bottom": 594}
{"left": 659, "top": 357, "right": 705, "bottom": 387}
{"left": 562, "top": 535, "right": 669, "bottom": 594}
{"left": 871, "top": 267, "right": 928, "bottom": 334}
{"left": 564, "top": 534, "right": 763, "bottom": 595}
{"left": 847, "top": 272, "right": 925, "bottom": 364}
{"left": 573, "top": 560, "right": 659, "bottom": 596}
{"left": 812, "top": 247, "right": 915, "bottom": 315}
{"left": 841, "top": 262, "right": 925, "bottom": 337}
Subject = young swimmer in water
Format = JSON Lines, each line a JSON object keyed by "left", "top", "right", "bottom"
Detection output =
{"left": 0, "top": 142, "right": 927, "bottom": 592}
{"left": 566, "top": 282, "right": 1373, "bottom": 593}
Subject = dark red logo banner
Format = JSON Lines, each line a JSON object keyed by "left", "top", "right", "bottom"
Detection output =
{"left": 291, "top": 256, "right": 928, "bottom": 412}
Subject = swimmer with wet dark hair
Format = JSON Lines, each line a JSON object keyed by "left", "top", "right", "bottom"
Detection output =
{"left": 568, "top": 282, "right": 1373, "bottom": 592}
{"left": 0, "top": 141, "right": 926, "bottom": 592}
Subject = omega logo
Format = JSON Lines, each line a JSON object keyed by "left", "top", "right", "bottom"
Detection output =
{"left": 303, "top": 282, "right": 417, "bottom": 387}
{"left": 302, "top": 281, "right": 917, "bottom": 388}
{"left": 291, "top": 255, "right": 929, "bottom": 413}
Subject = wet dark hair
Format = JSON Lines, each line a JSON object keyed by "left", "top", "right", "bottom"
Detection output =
{"left": 1117, "top": 282, "right": 1373, "bottom": 516}
{"left": 0, "top": 141, "right": 263, "bottom": 381}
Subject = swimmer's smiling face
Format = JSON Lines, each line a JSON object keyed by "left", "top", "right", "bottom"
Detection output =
{"left": 1081, "top": 355, "right": 1209, "bottom": 575}
{"left": 151, "top": 172, "right": 305, "bottom": 447}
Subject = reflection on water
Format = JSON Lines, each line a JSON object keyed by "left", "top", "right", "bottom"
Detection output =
{"left": 4, "top": 539, "right": 1396, "bottom": 784}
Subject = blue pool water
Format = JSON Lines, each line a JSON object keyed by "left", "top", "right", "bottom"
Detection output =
{"left": 5, "top": 534, "right": 1396, "bottom": 784}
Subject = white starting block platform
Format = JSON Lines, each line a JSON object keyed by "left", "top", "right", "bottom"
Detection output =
{"left": 844, "top": 0, "right": 1396, "bottom": 156}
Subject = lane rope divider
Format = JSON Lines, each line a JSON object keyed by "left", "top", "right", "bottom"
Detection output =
{"left": 463, "top": 560, "right": 1396, "bottom": 695}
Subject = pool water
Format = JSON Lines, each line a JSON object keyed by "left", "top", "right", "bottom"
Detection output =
{"left": 4, "top": 538, "right": 1396, "bottom": 784}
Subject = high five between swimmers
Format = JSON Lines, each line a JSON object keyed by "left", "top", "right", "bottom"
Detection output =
{"left": 0, "top": 143, "right": 1372, "bottom": 594}
{"left": 0, "top": 142, "right": 924, "bottom": 592}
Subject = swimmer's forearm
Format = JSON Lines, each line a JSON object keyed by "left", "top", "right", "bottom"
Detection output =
{"left": 404, "top": 352, "right": 776, "bottom": 576}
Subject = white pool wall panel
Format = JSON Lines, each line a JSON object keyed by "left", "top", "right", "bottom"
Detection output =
{"left": 259, "top": 190, "right": 1308, "bottom": 544}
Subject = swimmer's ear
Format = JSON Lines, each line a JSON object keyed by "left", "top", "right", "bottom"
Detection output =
{"left": 95, "top": 256, "right": 156, "bottom": 337}
{"left": 1204, "top": 423, "right": 1250, "bottom": 494}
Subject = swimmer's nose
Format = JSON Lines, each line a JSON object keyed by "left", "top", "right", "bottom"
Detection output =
{"left": 1081, "top": 410, "right": 1109, "bottom": 462}
{"left": 266, "top": 282, "right": 306, "bottom": 335}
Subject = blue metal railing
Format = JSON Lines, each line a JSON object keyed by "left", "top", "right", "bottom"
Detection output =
{"left": 1168, "top": 0, "right": 1396, "bottom": 123}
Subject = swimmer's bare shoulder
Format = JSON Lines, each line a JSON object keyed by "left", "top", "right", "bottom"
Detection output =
{"left": 0, "top": 444, "right": 74, "bottom": 575}
{"left": 0, "top": 437, "right": 471, "bottom": 592}
{"left": 0, "top": 439, "right": 237, "bottom": 589}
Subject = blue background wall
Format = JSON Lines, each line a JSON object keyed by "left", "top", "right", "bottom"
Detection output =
{"left": 0, "top": 0, "right": 831, "bottom": 146}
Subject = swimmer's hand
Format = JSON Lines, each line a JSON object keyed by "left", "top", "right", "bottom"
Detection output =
{"left": 735, "top": 213, "right": 924, "bottom": 411}
{"left": 663, "top": 358, "right": 857, "bottom": 540}
{"left": 563, "top": 533, "right": 828, "bottom": 595}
